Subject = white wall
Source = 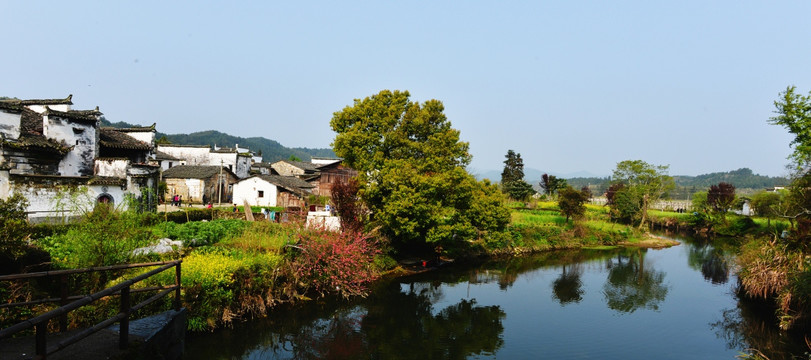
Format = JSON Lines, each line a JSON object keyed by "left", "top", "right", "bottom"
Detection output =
{"left": 184, "top": 178, "right": 205, "bottom": 201}
{"left": 27, "top": 104, "right": 70, "bottom": 113}
{"left": 157, "top": 145, "right": 211, "bottom": 166}
{"left": 10, "top": 182, "right": 127, "bottom": 222}
{"left": 0, "top": 171, "right": 9, "bottom": 199}
{"left": 306, "top": 211, "right": 341, "bottom": 231}
{"left": 95, "top": 159, "right": 129, "bottom": 178}
{"left": 311, "top": 158, "right": 341, "bottom": 166}
{"left": 121, "top": 130, "right": 154, "bottom": 145}
{"left": 233, "top": 177, "right": 278, "bottom": 207}
{"left": 43, "top": 115, "right": 97, "bottom": 176}
{"left": 0, "top": 111, "right": 21, "bottom": 140}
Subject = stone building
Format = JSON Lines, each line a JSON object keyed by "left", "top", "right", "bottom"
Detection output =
{"left": 161, "top": 165, "right": 238, "bottom": 204}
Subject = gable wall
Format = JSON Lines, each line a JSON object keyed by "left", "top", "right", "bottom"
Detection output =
{"left": 0, "top": 110, "right": 21, "bottom": 140}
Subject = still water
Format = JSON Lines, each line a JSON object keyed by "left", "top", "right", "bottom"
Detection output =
{"left": 185, "top": 234, "right": 808, "bottom": 359}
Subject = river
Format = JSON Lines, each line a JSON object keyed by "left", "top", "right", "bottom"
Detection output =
{"left": 184, "top": 233, "right": 808, "bottom": 359}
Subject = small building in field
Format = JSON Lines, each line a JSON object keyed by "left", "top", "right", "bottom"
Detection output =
{"left": 232, "top": 175, "right": 314, "bottom": 208}
{"left": 162, "top": 165, "right": 238, "bottom": 204}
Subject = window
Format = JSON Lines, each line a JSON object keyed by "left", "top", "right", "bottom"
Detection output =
{"left": 258, "top": 190, "right": 264, "bottom": 198}
{"left": 168, "top": 162, "right": 173, "bottom": 168}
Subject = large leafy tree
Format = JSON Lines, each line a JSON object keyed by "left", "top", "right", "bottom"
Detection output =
{"left": 610, "top": 160, "right": 674, "bottom": 230}
{"left": 500, "top": 150, "right": 534, "bottom": 200}
{"left": 330, "top": 90, "right": 510, "bottom": 252}
{"left": 540, "top": 173, "right": 567, "bottom": 197}
{"left": 770, "top": 86, "right": 811, "bottom": 169}
{"left": 707, "top": 182, "right": 736, "bottom": 223}
{"left": 557, "top": 186, "right": 589, "bottom": 223}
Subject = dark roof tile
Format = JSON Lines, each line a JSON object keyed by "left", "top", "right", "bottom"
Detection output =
{"left": 0, "top": 94, "right": 73, "bottom": 106}
{"left": 99, "top": 128, "right": 152, "bottom": 150}
{"left": 163, "top": 165, "right": 235, "bottom": 179}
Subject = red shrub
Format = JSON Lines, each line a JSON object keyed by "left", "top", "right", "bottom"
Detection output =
{"left": 289, "top": 228, "right": 380, "bottom": 299}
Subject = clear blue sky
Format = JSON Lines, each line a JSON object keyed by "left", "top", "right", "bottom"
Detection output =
{"left": 2, "top": 1, "right": 808, "bottom": 177}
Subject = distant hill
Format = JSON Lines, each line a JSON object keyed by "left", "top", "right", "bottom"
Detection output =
{"left": 101, "top": 118, "right": 335, "bottom": 163}
{"left": 566, "top": 168, "right": 787, "bottom": 200}
{"left": 671, "top": 168, "right": 787, "bottom": 189}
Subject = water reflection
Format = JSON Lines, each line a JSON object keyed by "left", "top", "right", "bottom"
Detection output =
{"left": 184, "top": 234, "right": 809, "bottom": 359}
{"left": 552, "top": 263, "right": 584, "bottom": 305}
{"left": 687, "top": 240, "right": 731, "bottom": 284}
{"left": 711, "top": 295, "right": 808, "bottom": 360}
{"left": 602, "top": 249, "right": 669, "bottom": 313}
{"left": 361, "top": 282, "right": 505, "bottom": 359}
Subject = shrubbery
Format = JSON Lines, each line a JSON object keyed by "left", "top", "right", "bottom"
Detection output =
{"left": 154, "top": 219, "right": 248, "bottom": 247}
{"left": 287, "top": 228, "right": 381, "bottom": 299}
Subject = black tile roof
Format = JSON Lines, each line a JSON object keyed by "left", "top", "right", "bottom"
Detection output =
{"left": 99, "top": 128, "right": 152, "bottom": 151}
{"left": 163, "top": 165, "right": 235, "bottom": 179}
{"left": 252, "top": 175, "right": 315, "bottom": 196}
{"left": 20, "top": 108, "right": 43, "bottom": 135}
{"left": 43, "top": 107, "right": 99, "bottom": 124}
{"left": 0, "top": 94, "right": 73, "bottom": 106}
{"left": 278, "top": 160, "right": 320, "bottom": 172}
{"left": 154, "top": 150, "right": 180, "bottom": 161}
{"left": 3, "top": 135, "right": 70, "bottom": 154}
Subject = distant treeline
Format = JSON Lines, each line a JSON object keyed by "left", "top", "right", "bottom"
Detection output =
{"left": 566, "top": 168, "right": 787, "bottom": 200}
{"left": 101, "top": 118, "right": 335, "bottom": 163}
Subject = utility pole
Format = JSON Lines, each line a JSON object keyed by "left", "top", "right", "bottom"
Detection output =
{"left": 218, "top": 160, "right": 223, "bottom": 205}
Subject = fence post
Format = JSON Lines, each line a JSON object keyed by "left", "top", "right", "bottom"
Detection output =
{"left": 119, "top": 286, "right": 130, "bottom": 349}
{"left": 35, "top": 320, "right": 47, "bottom": 359}
{"left": 174, "top": 261, "right": 181, "bottom": 311}
{"left": 59, "top": 274, "right": 68, "bottom": 332}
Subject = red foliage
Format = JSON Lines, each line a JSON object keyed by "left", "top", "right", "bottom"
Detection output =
{"left": 289, "top": 228, "right": 380, "bottom": 299}
{"left": 331, "top": 177, "right": 365, "bottom": 233}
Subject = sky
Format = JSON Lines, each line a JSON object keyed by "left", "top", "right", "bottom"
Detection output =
{"left": 2, "top": 1, "right": 809, "bottom": 178}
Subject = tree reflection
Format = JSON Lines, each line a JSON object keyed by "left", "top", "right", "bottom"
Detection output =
{"left": 687, "top": 241, "right": 730, "bottom": 284}
{"left": 272, "top": 281, "right": 506, "bottom": 360}
{"left": 602, "top": 249, "right": 668, "bottom": 313}
{"left": 710, "top": 296, "right": 808, "bottom": 360}
{"left": 361, "top": 283, "right": 505, "bottom": 359}
{"left": 552, "top": 264, "right": 584, "bottom": 305}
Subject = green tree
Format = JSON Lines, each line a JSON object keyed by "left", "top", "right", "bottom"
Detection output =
{"left": 707, "top": 182, "right": 736, "bottom": 223}
{"left": 500, "top": 150, "right": 535, "bottom": 200}
{"left": 750, "top": 190, "right": 781, "bottom": 226}
{"left": 557, "top": 186, "right": 589, "bottom": 223}
{"left": 769, "top": 86, "right": 811, "bottom": 169}
{"left": 330, "top": 90, "right": 510, "bottom": 252}
{"left": 0, "top": 193, "right": 30, "bottom": 259}
{"left": 610, "top": 160, "right": 675, "bottom": 230}
{"left": 540, "top": 173, "right": 567, "bottom": 197}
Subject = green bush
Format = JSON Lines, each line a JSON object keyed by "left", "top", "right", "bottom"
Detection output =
{"left": 154, "top": 219, "right": 248, "bottom": 247}
{"left": 36, "top": 207, "right": 156, "bottom": 268}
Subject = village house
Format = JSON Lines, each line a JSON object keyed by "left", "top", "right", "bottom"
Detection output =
{"left": 157, "top": 144, "right": 252, "bottom": 179}
{"left": 0, "top": 95, "right": 160, "bottom": 222}
{"left": 232, "top": 174, "right": 314, "bottom": 209}
{"left": 161, "top": 165, "right": 238, "bottom": 205}
{"left": 270, "top": 157, "right": 357, "bottom": 198}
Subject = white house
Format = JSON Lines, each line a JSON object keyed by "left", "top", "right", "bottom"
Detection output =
{"left": 0, "top": 95, "right": 160, "bottom": 222}
{"left": 157, "top": 144, "right": 252, "bottom": 179}
{"left": 232, "top": 175, "right": 314, "bottom": 208}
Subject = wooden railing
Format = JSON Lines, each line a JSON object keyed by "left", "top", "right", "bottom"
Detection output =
{"left": 0, "top": 260, "right": 182, "bottom": 359}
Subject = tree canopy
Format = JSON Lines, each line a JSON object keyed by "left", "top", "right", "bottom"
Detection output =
{"left": 609, "top": 160, "right": 674, "bottom": 229}
{"left": 770, "top": 86, "right": 811, "bottom": 169}
{"left": 330, "top": 90, "right": 510, "bottom": 252}
{"left": 500, "top": 150, "right": 534, "bottom": 200}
